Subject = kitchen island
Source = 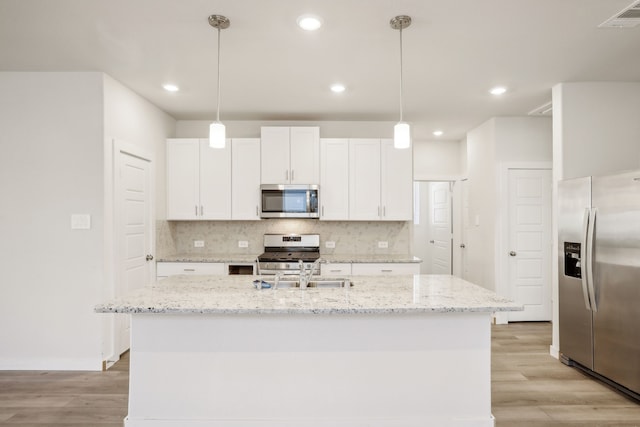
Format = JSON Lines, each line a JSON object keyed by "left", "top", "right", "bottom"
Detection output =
{"left": 96, "top": 274, "right": 521, "bottom": 427}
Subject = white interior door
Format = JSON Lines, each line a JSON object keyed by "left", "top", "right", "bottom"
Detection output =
{"left": 507, "top": 169, "right": 552, "bottom": 321}
{"left": 429, "top": 182, "right": 452, "bottom": 274}
{"left": 115, "top": 150, "right": 153, "bottom": 355}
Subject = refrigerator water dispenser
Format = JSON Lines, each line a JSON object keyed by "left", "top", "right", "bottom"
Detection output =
{"left": 564, "top": 242, "right": 582, "bottom": 278}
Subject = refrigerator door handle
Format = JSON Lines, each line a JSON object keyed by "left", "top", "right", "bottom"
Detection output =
{"left": 581, "top": 208, "right": 592, "bottom": 311}
{"left": 586, "top": 208, "right": 598, "bottom": 312}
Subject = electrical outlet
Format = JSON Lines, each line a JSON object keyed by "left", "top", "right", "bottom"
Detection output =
{"left": 378, "top": 241, "right": 388, "bottom": 249}
{"left": 325, "top": 241, "right": 336, "bottom": 249}
{"left": 194, "top": 240, "right": 205, "bottom": 248}
{"left": 238, "top": 240, "right": 249, "bottom": 248}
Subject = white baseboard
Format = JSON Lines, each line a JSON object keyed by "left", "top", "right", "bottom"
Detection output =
{"left": 0, "top": 357, "right": 102, "bottom": 371}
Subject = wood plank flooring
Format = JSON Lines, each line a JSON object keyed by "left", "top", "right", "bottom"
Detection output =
{"left": 0, "top": 322, "right": 638, "bottom": 425}
{"left": 493, "top": 322, "right": 640, "bottom": 426}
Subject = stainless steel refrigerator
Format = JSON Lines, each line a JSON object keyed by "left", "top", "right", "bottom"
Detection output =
{"left": 559, "top": 170, "right": 640, "bottom": 399}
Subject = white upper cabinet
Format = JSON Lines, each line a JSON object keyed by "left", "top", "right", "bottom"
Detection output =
{"left": 349, "top": 138, "right": 413, "bottom": 221}
{"left": 261, "top": 126, "right": 320, "bottom": 184}
{"left": 166, "top": 138, "right": 231, "bottom": 220}
{"left": 320, "top": 138, "right": 349, "bottom": 220}
{"left": 231, "top": 138, "right": 261, "bottom": 220}
{"left": 380, "top": 139, "right": 413, "bottom": 220}
{"left": 349, "top": 139, "right": 381, "bottom": 220}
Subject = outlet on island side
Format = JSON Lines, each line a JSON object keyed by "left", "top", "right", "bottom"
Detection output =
{"left": 325, "top": 241, "right": 336, "bottom": 249}
{"left": 378, "top": 241, "right": 388, "bottom": 249}
{"left": 194, "top": 240, "right": 205, "bottom": 248}
{"left": 238, "top": 240, "right": 249, "bottom": 248}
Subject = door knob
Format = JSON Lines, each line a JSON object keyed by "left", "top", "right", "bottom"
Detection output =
{"left": 429, "top": 240, "right": 435, "bottom": 244}
{"left": 146, "top": 254, "right": 154, "bottom": 261}
{"left": 460, "top": 244, "right": 466, "bottom": 249}
{"left": 509, "top": 251, "right": 517, "bottom": 257}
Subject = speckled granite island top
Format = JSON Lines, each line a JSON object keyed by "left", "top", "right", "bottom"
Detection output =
{"left": 95, "top": 274, "right": 521, "bottom": 315}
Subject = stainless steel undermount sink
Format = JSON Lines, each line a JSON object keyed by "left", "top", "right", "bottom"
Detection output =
{"left": 271, "top": 278, "right": 351, "bottom": 289}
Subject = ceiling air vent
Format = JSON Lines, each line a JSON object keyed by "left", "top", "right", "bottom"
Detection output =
{"left": 529, "top": 102, "right": 552, "bottom": 116}
{"left": 599, "top": 0, "right": 640, "bottom": 28}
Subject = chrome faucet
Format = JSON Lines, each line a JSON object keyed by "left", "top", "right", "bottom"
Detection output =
{"left": 299, "top": 258, "right": 321, "bottom": 289}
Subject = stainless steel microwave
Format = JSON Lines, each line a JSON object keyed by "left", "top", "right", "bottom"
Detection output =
{"left": 260, "top": 184, "right": 319, "bottom": 218}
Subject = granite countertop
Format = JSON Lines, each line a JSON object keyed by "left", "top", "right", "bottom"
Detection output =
{"left": 157, "top": 254, "right": 421, "bottom": 264}
{"left": 95, "top": 274, "right": 521, "bottom": 315}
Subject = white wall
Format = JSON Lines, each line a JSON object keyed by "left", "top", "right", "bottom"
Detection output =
{"left": 0, "top": 72, "right": 175, "bottom": 370}
{"left": 413, "top": 140, "right": 462, "bottom": 181}
{"left": 465, "top": 117, "right": 552, "bottom": 292}
{"left": 101, "top": 75, "right": 175, "bottom": 364}
{"left": 0, "top": 72, "right": 105, "bottom": 369}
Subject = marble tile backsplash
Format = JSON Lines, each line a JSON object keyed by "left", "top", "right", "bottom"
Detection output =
{"left": 156, "top": 220, "right": 411, "bottom": 257}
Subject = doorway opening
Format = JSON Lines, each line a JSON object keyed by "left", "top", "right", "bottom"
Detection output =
{"left": 412, "top": 181, "right": 454, "bottom": 275}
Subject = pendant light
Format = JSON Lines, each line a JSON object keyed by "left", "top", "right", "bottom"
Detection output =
{"left": 390, "top": 15, "right": 411, "bottom": 149}
{"left": 208, "top": 14, "right": 230, "bottom": 149}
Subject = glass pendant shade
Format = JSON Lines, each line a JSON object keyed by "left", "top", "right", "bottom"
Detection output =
{"left": 209, "top": 121, "right": 226, "bottom": 148}
{"left": 394, "top": 121, "right": 411, "bottom": 149}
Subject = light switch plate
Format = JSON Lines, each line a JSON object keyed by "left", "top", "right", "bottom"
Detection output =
{"left": 194, "top": 240, "right": 205, "bottom": 248}
{"left": 238, "top": 240, "right": 249, "bottom": 248}
{"left": 378, "top": 241, "right": 388, "bottom": 249}
{"left": 325, "top": 241, "right": 336, "bottom": 249}
{"left": 71, "top": 214, "right": 91, "bottom": 230}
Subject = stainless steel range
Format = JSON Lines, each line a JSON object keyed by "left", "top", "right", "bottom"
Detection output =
{"left": 257, "top": 234, "right": 320, "bottom": 275}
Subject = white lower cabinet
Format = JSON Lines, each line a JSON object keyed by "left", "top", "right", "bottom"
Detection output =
{"left": 156, "top": 262, "right": 225, "bottom": 279}
{"left": 320, "top": 263, "right": 352, "bottom": 276}
{"left": 351, "top": 263, "right": 420, "bottom": 275}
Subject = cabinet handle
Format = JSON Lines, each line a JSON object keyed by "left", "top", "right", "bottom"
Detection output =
{"left": 291, "top": 170, "right": 295, "bottom": 181}
{"left": 378, "top": 206, "right": 381, "bottom": 216}
{"left": 330, "top": 269, "right": 342, "bottom": 273}
{"left": 200, "top": 205, "right": 203, "bottom": 216}
{"left": 183, "top": 268, "right": 196, "bottom": 272}
{"left": 195, "top": 205, "right": 198, "bottom": 216}
{"left": 286, "top": 170, "right": 289, "bottom": 181}
{"left": 256, "top": 206, "right": 259, "bottom": 216}
{"left": 381, "top": 269, "right": 393, "bottom": 273}
{"left": 322, "top": 206, "right": 325, "bottom": 217}
{"left": 383, "top": 206, "right": 386, "bottom": 217}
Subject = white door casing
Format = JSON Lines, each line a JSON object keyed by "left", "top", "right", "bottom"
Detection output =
{"left": 115, "top": 149, "right": 153, "bottom": 356}
{"left": 506, "top": 168, "right": 552, "bottom": 322}
{"left": 460, "top": 179, "right": 470, "bottom": 280}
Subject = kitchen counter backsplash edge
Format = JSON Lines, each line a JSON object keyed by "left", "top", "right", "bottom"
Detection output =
{"left": 157, "top": 254, "right": 422, "bottom": 264}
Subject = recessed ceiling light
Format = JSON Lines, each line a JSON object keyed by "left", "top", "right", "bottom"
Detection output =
{"left": 330, "top": 83, "right": 346, "bottom": 93}
{"left": 297, "top": 14, "right": 323, "bottom": 31}
{"left": 433, "top": 130, "right": 444, "bottom": 136}
{"left": 162, "top": 83, "right": 179, "bottom": 92}
{"left": 489, "top": 86, "right": 507, "bottom": 95}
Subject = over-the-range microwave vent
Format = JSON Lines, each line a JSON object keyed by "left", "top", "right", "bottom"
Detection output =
{"left": 599, "top": 0, "right": 640, "bottom": 28}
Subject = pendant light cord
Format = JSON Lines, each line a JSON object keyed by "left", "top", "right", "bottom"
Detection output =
{"left": 216, "top": 26, "right": 221, "bottom": 122}
{"left": 398, "top": 26, "right": 404, "bottom": 122}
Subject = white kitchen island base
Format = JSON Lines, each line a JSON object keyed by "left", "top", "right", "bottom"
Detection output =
{"left": 125, "top": 312, "right": 495, "bottom": 427}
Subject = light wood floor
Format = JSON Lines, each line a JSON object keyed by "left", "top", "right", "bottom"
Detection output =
{"left": 0, "top": 322, "right": 639, "bottom": 426}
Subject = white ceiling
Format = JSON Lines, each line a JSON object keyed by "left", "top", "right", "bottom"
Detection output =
{"left": 1, "top": 0, "right": 639, "bottom": 140}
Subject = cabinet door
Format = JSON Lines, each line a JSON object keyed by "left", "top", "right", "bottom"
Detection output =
{"left": 199, "top": 139, "right": 231, "bottom": 219}
{"left": 167, "top": 139, "right": 200, "bottom": 220}
{"left": 232, "top": 138, "right": 261, "bottom": 220}
{"left": 320, "top": 138, "right": 349, "bottom": 220}
{"left": 380, "top": 139, "right": 413, "bottom": 220}
{"left": 349, "top": 139, "right": 381, "bottom": 220}
{"left": 260, "top": 127, "right": 290, "bottom": 184}
{"left": 290, "top": 127, "right": 320, "bottom": 184}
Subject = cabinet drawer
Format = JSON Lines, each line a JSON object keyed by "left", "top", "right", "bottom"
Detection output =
{"left": 351, "top": 263, "right": 419, "bottom": 275}
{"left": 157, "top": 262, "right": 225, "bottom": 277}
{"left": 320, "top": 263, "right": 352, "bottom": 276}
